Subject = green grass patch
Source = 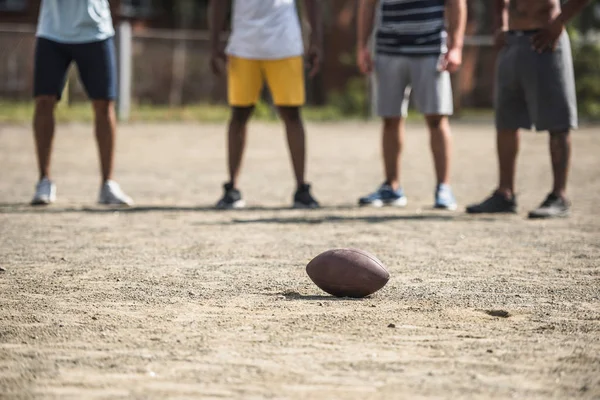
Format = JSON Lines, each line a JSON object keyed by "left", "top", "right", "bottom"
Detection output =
{"left": 0, "top": 100, "right": 500, "bottom": 124}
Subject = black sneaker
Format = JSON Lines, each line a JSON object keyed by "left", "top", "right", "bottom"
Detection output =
{"left": 293, "top": 183, "right": 320, "bottom": 209}
{"left": 215, "top": 182, "right": 246, "bottom": 209}
{"left": 466, "top": 191, "right": 517, "bottom": 214}
{"left": 528, "top": 193, "right": 570, "bottom": 219}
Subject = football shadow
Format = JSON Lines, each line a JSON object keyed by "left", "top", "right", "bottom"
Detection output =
{"left": 275, "top": 291, "right": 365, "bottom": 301}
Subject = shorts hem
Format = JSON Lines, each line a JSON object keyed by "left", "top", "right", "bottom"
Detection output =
{"left": 229, "top": 102, "right": 258, "bottom": 108}
{"left": 377, "top": 112, "right": 408, "bottom": 118}
{"left": 88, "top": 95, "right": 117, "bottom": 101}
{"left": 272, "top": 102, "right": 304, "bottom": 107}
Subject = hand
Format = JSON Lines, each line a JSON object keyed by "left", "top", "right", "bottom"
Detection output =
{"left": 210, "top": 49, "right": 226, "bottom": 76}
{"left": 357, "top": 46, "right": 373, "bottom": 75}
{"left": 494, "top": 29, "right": 507, "bottom": 50}
{"left": 440, "top": 46, "right": 462, "bottom": 73}
{"left": 531, "top": 19, "right": 564, "bottom": 53}
{"left": 306, "top": 42, "right": 322, "bottom": 78}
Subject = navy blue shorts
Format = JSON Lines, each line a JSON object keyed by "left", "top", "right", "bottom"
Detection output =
{"left": 33, "top": 37, "right": 117, "bottom": 101}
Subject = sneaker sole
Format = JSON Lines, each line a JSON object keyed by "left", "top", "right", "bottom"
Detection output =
{"left": 384, "top": 197, "right": 408, "bottom": 207}
{"left": 435, "top": 203, "right": 458, "bottom": 211}
{"left": 31, "top": 199, "right": 53, "bottom": 206}
{"left": 527, "top": 210, "right": 570, "bottom": 219}
{"left": 466, "top": 209, "right": 517, "bottom": 214}
{"left": 293, "top": 202, "right": 320, "bottom": 209}
{"left": 359, "top": 198, "right": 408, "bottom": 208}
{"left": 358, "top": 200, "right": 384, "bottom": 207}
{"left": 216, "top": 200, "right": 246, "bottom": 210}
{"left": 98, "top": 200, "right": 134, "bottom": 207}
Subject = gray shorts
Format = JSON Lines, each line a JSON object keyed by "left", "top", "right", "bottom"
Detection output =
{"left": 495, "top": 30, "right": 578, "bottom": 132}
{"left": 375, "top": 54, "right": 453, "bottom": 117}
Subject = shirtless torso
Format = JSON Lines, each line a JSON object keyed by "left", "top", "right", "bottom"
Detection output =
{"left": 508, "top": 0, "right": 561, "bottom": 29}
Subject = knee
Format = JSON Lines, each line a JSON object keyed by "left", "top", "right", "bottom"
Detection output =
{"left": 35, "top": 96, "right": 57, "bottom": 114}
{"left": 383, "top": 117, "right": 401, "bottom": 131}
{"left": 279, "top": 106, "right": 302, "bottom": 125}
{"left": 229, "top": 106, "right": 253, "bottom": 128}
{"left": 92, "top": 100, "right": 114, "bottom": 119}
{"left": 549, "top": 130, "right": 570, "bottom": 139}
{"left": 425, "top": 115, "right": 445, "bottom": 130}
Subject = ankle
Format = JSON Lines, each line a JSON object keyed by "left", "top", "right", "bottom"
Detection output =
{"left": 385, "top": 180, "right": 400, "bottom": 190}
{"left": 495, "top": 188, "right": 514, "bottom": 200}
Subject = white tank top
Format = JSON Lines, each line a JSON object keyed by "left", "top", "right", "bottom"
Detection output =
{"left": 225, "top": 0, "right": 304, "bottom": 60}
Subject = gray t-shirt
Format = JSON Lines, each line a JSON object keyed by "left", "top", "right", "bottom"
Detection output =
{"left": 36, "top": 0, "right": 115, "bottom": 44}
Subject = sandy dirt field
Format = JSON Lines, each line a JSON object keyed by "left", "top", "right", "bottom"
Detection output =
{"left": 0, "top": 121, "right": 599, "bottom": 400}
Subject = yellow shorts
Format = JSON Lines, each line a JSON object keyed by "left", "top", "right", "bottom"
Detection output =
{"left": 227, "top": 56, "right": 305, "bottom": 107}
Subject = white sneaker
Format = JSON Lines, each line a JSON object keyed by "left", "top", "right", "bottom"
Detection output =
{"left": 98, "top": 180, "right": 134, "bottom": 206}
{"left": 31, "top": 178, "right": 56, "bottom": 205}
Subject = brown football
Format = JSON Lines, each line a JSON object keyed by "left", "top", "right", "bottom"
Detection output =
{"left": 306, "top": 248, "right": 390, "bottom": 298}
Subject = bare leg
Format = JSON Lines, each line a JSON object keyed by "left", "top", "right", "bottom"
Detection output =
{"left": 33, "top": 95, "right": 57, "bottom": 180}
{"left": 549, "top": 131, "right": 570, "bottom": 198}
{"left": 92, "top": 100, "right": 117, "bottom": 182}
{"left": 497, "top": 129, "right": 520, "bottom": 198}
{"left": 425, "top": 115, "right": 451, "bottom": 185}
{"left": 382, "top": 117, "right": 404, "bottom": 190}
{"left": 228, "top": 106, "right": 254, "bottom": 188}
{"left": 278, "top": 106, "right": 306, "bottom": 189}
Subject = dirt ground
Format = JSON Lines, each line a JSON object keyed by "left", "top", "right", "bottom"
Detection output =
{"left": 0, "top": 121, "right": 598, "bottom": 400}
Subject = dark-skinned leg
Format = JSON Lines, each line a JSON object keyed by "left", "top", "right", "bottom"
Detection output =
{"left": 424, "top": 115, "right": 451, "bottom": 185}
{"left": 92, "top": 99, "right": 116, "bottom": 182}
{"left": 227, "top": 106, "right": 254, "bottom": 188}
{"left": 527, "top": 130, "right": 572, "bottom": 218}
{"left": 497, "top": 129, "right": 520, "bottom": 199}
{"left": 549, "top": 131, "right": 570, "bottom": 198}
{"left": 382, "top": 117, "right": 404, "bottom": 190}
{"left": 466, "top": 128, "right": 519, "bottom": 213}
{"left": 33, "top": 95, "right": 58, "bottom": 180}
{"left": 277, "top": 106, "right": 305, "bottom": 189}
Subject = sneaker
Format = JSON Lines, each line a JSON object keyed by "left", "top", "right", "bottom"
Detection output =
{"left": 31, "top": 177, "right": 56, "bottom": 205}
{"left": 293, "top": 183, "right": 320, "bottom": 209}
{"left": 216, "top": 182, "right": 245, "bottom": 209}
{"left": 358, "top": 183, "right": 407, "bottom": 207}
{"left": 528, "top": 193, "right": 570, "bottom": 219}
{"left": 466, "top": 191, "right": 516, "bottom": 214}
{"left": 98, "top": 180, "right": 134, "bottom": 206}
{"left": 434, "top": 183, "right": 457, "bottom": 210}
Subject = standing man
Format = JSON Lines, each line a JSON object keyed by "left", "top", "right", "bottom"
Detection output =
{"left": 467, "top": 0, "right": 591, "bottom": 218}
{"left": 31, "top": 0, "right": 133, "bottom": 206}
{"left": 209, "top": 0, "right": 322, "bottom": 209}
{"left": 356, "top": 0, "right": 466, "bottom": 209}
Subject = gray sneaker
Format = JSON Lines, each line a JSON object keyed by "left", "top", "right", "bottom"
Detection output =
{"left": 528, "top": 193, "right": 570, "bottom": 219}
{"left": 98, "top": 180, "right": 134, "bottom": 206}
{"left": 434, "top": 183, "right": 457, "bottom": 210}
{"left": 31, "top": 177, "right": 56, "bottom": 206}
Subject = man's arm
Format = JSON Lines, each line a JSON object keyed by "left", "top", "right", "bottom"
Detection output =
{"left": 493, "top": 0, "right": 509, "bottom": 49}
{"left": 357, "top": 0, "right": 377, "bottom": 52}
{"left": 443, "top": 0, "right": 466, "bottom": 72}
{"left": 555, "top": 0, "right": 592, "bottom": 26}
{"left": 356, "top": 0, "right": 378, "bottom": 74}
{"left": 303, "top": 0, "right": 323, "bottom": 77}
{"left": 446, "top": 0, "right": 466, "bottom": 50}
{"left": 494, "top": 0, "right": 509, "bottom": 32}
{"left": 532, "top": 0, "right": 592, "bottom": 52}
{"left": 208, "top": 0, "right": 229, "bottom": 75}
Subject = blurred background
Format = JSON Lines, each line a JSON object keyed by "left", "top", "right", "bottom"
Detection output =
{"left": 0, "top": 0, "right": 599, "bottom": 122}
